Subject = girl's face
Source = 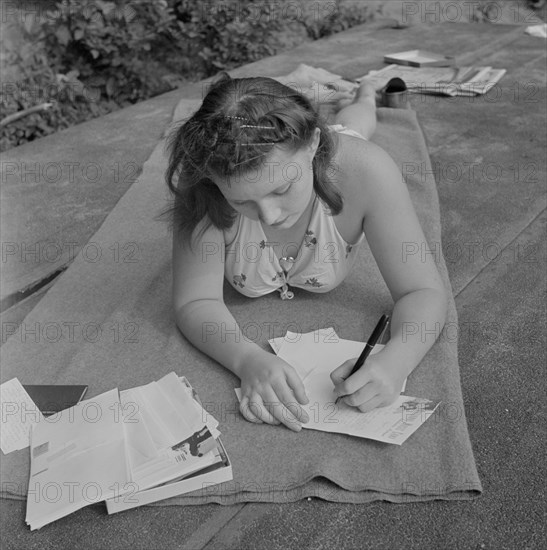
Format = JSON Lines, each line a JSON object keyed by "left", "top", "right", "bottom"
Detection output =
{"left": 213, "top": 128, "right": 321, "bottom": 230}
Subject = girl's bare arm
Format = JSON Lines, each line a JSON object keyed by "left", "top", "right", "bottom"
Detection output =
{"left": 331, "top": 140, "right": 448, "bottom": 411}
{"left": 172, "top": 219, "right": 308, "bottom": 430}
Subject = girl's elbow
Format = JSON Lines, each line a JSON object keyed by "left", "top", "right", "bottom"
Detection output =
{"left": 434, "top": 285, "right": 449, "bottom": 326}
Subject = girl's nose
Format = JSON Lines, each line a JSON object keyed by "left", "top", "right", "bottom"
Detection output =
{"left": 258, "top": 202, "right": 283, "bottom": 227}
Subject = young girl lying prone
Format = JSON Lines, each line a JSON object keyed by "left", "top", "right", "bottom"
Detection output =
{"left": 165, "top": 66, "right": 447, "bottom": 432}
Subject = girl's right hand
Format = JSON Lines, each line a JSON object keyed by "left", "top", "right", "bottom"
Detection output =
{"left": 238, "top": 353, "right": 310, "bottom": 432}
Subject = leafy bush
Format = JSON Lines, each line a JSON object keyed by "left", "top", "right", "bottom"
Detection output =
{"left": 1, "top": 0, "right": 184, "bottom": 150}
{"left": 1, "top": 0, "right": 378, "bottom": 152}
{"left": 41, "top": 0, "right": 182, "bottom": 103}
{"left": 169, "top": 0, "right": 286, "bottom": 75}
{"left": 301, "top": 0, "right": 377, "bottom": 39}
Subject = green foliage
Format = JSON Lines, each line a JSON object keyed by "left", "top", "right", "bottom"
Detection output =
{"left": 41, "top": 0, "right": 181, "bottom": 102}
{"left": 301, "top": 0, "right": 378, "bottom": 40}
{"left": 469, "top": 1, "right": 504, "bottom": 22}
{"left": 1, "top": 15, "right": 111, "bottom": 151}
{"left": 1, "top": 0, "right": 377, "bottom": 151}
{"left": 169, "top": 0, "right": 286, "bottom": 75}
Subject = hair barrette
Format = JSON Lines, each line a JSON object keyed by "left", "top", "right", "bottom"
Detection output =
{"left": 239, "top": 142, "right": 275, "bottom": 146}
{"left": 240, "top": 124, "right": 276, "bottom": 130}
{"left": 214, "top": 139, "right": 278, "bottom": 147}
{"left": 223, "top": 116, "right": 275, "bottom": 130}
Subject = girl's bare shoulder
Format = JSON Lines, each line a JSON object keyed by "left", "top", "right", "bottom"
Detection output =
{"left": 331, "top": 133, "right": 402, "bottom": 211}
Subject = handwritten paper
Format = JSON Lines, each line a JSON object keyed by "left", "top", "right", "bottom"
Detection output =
{"left": 299, "top": 367, "right": 439, "bottom": 445}
{"left": 0, "top": 378, "right": 44, "bottom": 454}
{"left": 235, "top": 328, "right": 438, "bottom": 445}
{"left": 269, "top": 327, "right": 407, "bottom": 393}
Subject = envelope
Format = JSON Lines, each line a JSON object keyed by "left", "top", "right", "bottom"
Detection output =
{"left": 26, "top": 389, "right": 130, "bottom": 530}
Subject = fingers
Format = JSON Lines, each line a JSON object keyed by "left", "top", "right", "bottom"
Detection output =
{"left": 241, "top": 391, "right": 305, "bottom": 432}
{"left": 335, "top": 371, "right": 399, "bottom": 413}
{"left": 330, "top": 359, "right": 356, "bottom": 386}
{"left": 240, "top": 395, "right": 279, "bottom": 425}
{"left": 282, "top": 368, "right": 310, "bottom": 424}
{"left": 340, "top": 381, "right": 377, "bottom": 409}
{"left": 332, "top": 359, "right": 375, "bottom": 397}
{"left": 239, "top": 395, "right": 263, "bottom": 424}
{"left": 272, "top": 380, "right": 309, "bottom": 425}
{"left": 238, "top": 362, "right": 311, "bottom": 432}
{"left": 284, "top": 368, "right": 309, "bottom": 405}
{"left": 355, "top": 394, "right": 384, "bottom": 414}
{"left": 263, "top": 386, "right": 305, "bottom": 432}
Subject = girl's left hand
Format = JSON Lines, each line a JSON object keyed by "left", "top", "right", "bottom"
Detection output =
{"left": 330, "top": 352, "right": 406, "bottom": 413}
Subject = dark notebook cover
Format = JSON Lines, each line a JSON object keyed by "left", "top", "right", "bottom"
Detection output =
{"left": 23, "top": 385, "right": 88, "bottom": 416}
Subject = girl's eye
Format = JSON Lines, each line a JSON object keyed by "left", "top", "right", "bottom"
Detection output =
{"left": 275, "top": 184, "right": 292, "bottom": 196}
{"left": 232, "top": 183, "right": 292, "bottom": 205}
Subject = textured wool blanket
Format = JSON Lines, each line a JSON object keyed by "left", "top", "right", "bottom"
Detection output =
{"left": 0, "top": 99, "right": 482, "bottom": 505}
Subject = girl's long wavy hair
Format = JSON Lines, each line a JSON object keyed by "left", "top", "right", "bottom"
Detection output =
{"left": 163, "top": 74, "right": 343, "bottom": 248}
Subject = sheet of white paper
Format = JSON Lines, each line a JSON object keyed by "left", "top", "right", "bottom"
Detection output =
{"left": 26, "top": 389, "right": 130, "bottom": 530}
{"left": 269, "top": 328, "right": 406, "bottom": 392}
{"left": 234, "top": 376, "right": 438, "bottom": 446}
{"left": 156, "top": 373, "right": 204, "bottom": 433}
{"left": 125, "top": 379, "right": 197, "bottom": 448}
{"left": 122, "top": 386, "right": 173, "bottom": 449}
{"left": 178, "top": 377, "right": 221, "bottom": 436}
{"left": 134, "top": 445, "right": 219, "bottom": 491}
{"left": 235, "top": 329, "right": 435, "bottom": 444}
{"left": 300, "top": 368, "right": 439, "bottom": 445}
{"left": 269, "top": 327, "right": 338, "bottom": 358}
{"left": 120, "top": 374, "right": 222, "bottom": 491}
{"left": 119, "top": 397, "right": 159, "bottom": 471}
{"left": 0, "top": 378, "right": 45, "bottom": 454}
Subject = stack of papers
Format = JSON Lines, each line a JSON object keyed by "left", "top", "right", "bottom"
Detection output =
{"left": 26, "top": 389, "right": 130, "bottom": 530}
{"left": 119, "top": 373, "right": 223, "bottom": 492}
{"left": 26, "top": 373, "right": 230, "bottom": 529}
{"left": 236, "top": 327, "right": 439, "bottom": 445}
{"left": 362, "top": 64, "right": 506, "bottom": 97}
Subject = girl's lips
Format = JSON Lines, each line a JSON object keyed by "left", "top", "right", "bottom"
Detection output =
{"left": 270, "top": 216, "right": 289, "bottom": 227}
